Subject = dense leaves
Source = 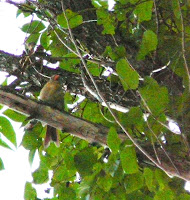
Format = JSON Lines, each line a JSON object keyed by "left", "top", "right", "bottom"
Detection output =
{"left": 0, "top": 0, "right": 190, "bottom": 199}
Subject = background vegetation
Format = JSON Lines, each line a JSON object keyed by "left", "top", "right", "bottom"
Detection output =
{"left": 1, "top": 0, "right": 190, "bottom": 199}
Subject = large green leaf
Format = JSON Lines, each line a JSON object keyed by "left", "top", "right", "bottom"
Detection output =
{"left": 57, "top": 9, "right": 83, "bottom": 29}
{"left": 22, "top": 123, "right": 42, "bottom": 150}
{"left": 24, "top": 182, "right": 37, "bottom": 200}
{"left": 3, "top": 109, "right": 26, "bottom": 122}
{"left": 107, "top": 127, "right": 121, "bottom": 154}
{"left": 0, "top": 116, "right": 17, "bottom": 147}
{"left": 139, "top": 77, "right": 169, "bottom": 116}
{"left": 120, "top": 142, "right": 139, "bottom": 174}
{"left": 137, "top": 30, "right": 158, "bottom": 60}
{"left": 134, "top": 1, "right": 153, "bottom": 22}
{"left": 21, "top": 20, "right": 45, "bottom": 33}
{"left": 116, "top": 59, "right": 139, "bottom": 91}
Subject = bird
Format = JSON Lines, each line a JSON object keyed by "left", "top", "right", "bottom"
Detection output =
{"left": 39, "top": 74, "right": 64, "bottom": 148}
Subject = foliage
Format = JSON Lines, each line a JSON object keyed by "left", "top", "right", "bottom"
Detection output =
{"left": 0, "top": 0, "right": 190, "bottom": 199}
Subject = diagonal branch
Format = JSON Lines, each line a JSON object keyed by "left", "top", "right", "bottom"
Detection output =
{"left": 1, "top": 89, "right": 190, "bottom": 181}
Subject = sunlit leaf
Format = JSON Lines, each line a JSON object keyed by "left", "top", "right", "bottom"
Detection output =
{"left": 22, "top": 123, "right": 42, "bottom": 150}
{"left": 134, "top": 1, "right": 153, "bottom": 22}
{"left": 40, "top": 30, "right": 50, "bottom": 49}
{"left": 24, "top": 182, "right": 37, "bottom": 200}
{"left": 120, "top": 142, "right": 139, "bottom": 174}
{"left": 107, "top": 127, "right": 121, "bottom": 154}
{"left": 3, "top": 109, "right": 26, "bottom": 122}
{"left": 57, "top": 9, "right": 83, "bottom": 29}
{"left": 139, "top": 77, "right": 169, "bottom": 116}
{"left": 96, "top": 9, "right": 115, "bottom": 34}
{"left": 21, "top": 20, "right": 45, "bottom": 33}
{"left": 0, "top": 116, "right": 17, "bottom": 147}
{"left": 0, "top": 138, "right": 12, "bottom": 150}
{"left": 29, "top": 149, "right": 36, "bottom": 166}
{"left": 137, "top": 30, "right": 158, "bottom": 60}
{"left": 116, "top": 59, "right": 139, "bottom": 91}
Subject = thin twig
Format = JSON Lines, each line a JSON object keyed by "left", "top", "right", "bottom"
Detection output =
{"left": 177, "top": 0, "right": 190, "bottom": 92}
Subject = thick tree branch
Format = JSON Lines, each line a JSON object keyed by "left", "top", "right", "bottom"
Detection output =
{"left": 0, "top": 88, "right": 126, "bottom": 145}
{"left": 1, "top": 87, "right": 190, "bottom": 181}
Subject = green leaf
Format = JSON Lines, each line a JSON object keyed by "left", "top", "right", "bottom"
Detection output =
{"left": 82, "top": 102, "right": 104, "bottom": 123}
{"left": 53, "top": 165, "right": 70, "bottom": 182}
{"left": 64, "top": 150, "right": 76, "bottom": 171}
{"left": 154, "top": 189, "right": 174, "bottom": 200}
{"left": 92, "top": 0, "right": 108, "bottom": 8}
{"left": 137, "top": 30, "right": 158, "bottom": 60}
{"left": 60, "top": 53, "right": 80, "bottom": 73}
{"left": 96, "top": 9, "right": 116, "bottom": 35}
{"left": 134, "top": 1, "right": 153, "bottom": 22}
{"left": 112, "top": 164, "right": 124, "bottom": 188}
{"left": 155, "top": 169, "right": 169, "bottom": 190}
{"left": 40, "top": 30, "right": 50, "bottom": 49}
{"left": 26, "top": 33, "right": 40, "bottom": 44}
{"left": 57, "top": 10, "right": 83, "bottom": 29}
{"left": 21, "top": 20, "right": 45, "bottom": 33}
{"left": 139, "top": 77, "right": 169, "bottom": 116}
{"left": 74, "top": 147, "right": 97, "bottom": 177}
{"left": 119, "top": 0, "right": 138, "bottom": 5}
{"left": 0, "top": 116, "right": 17, "bottom": 147}
{"left": 0, "top": 138, "right": 12, "bottom": 150}
{"left": 121, "top": 107, "right": 144, "bottom": 132}
{"left": 124, "top": 172, "right": 144, "bottom": 193}
{"left": 29, "top": 149, "right": 36, "bottom": 166}
{"left": 22, "top": 123, "right": 42, "bottom": 150}
{"left": 24, "top": 182, "right": 37, "bottom": 200}
{"left": 178, "top": 194, "right": 190, "bottom": 200}
{"left": 32, "top": 166, "right": 49, "bottom": 184}
{"left": 0, "top": 157, "right": 5, "bottom": 170}
{"left": 3, "top": 109, "right": 26, "bottom": 122}
{"left": 107, "top": 127, "right": 121, "bottom": 154}
{"left": 143, "top": 168, "right": 156, "bottom": 192}
{"left": 97, "top": 174, "right": 113, "bottom": 192}
{"left": 116, "top": 59, "right": 139, "bottom": 91}
{"left": 120, "top": 143, "right": 139, "bottom": 174}
{"left": 49, "top": 30, "right": 68, "bottom": 57}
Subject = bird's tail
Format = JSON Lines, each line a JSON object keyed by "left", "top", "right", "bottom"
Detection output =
{"left": 44, "top": 125, "right": 60, "bottom": 148}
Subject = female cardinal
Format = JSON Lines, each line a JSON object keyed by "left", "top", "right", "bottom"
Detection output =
{"left": 40, "top": 74, "right": 64, "bottom": 148}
